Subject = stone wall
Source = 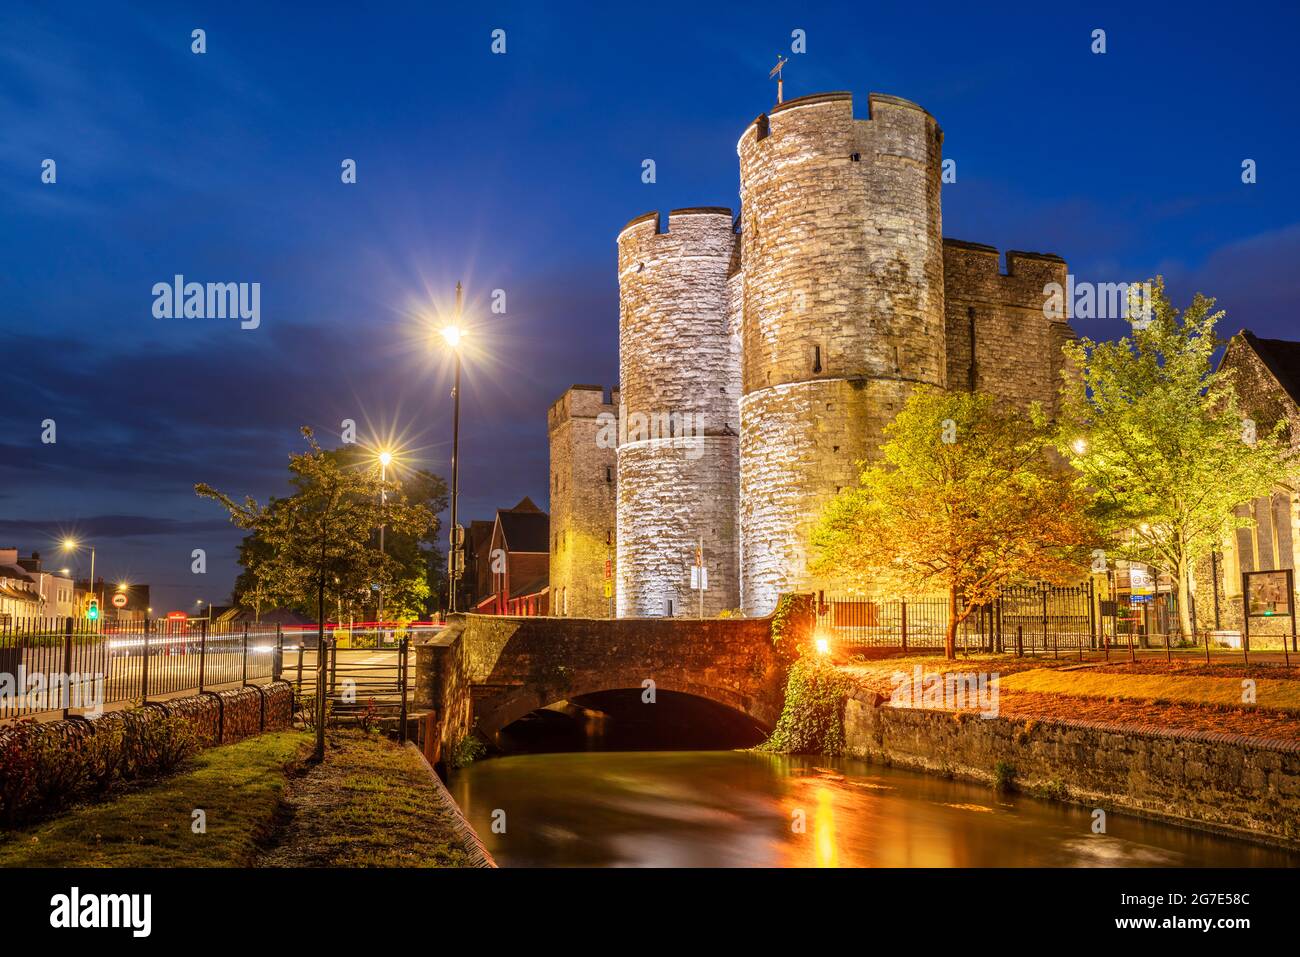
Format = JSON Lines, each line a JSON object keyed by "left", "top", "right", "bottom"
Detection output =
{"left": 1207, "top": 333, "right": 1300, "bottom": 632}
{"left": 736, "top": 92, "right": 945, "bottom": 615}
{"left": 844, "top": 692, "right": 1300, "bottom": 847}
{"left": 616, "top": 208, "right": 741, "bottom": 615}
{"left": 942, "top": 240, "right": 1074, "bottom": 419}
{"left": 548, "top": 385, "right": 618, "bottom": 618}
{"left": 553, "top": 88, "right": 1076, "bottom": 621}
{"left": 415, "top": 606, "right": 809, "bottom": 752}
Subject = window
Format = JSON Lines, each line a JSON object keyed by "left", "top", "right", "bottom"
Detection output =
{"left": 812, "top": 345, "right": 822, "bottom": 374}
{"left": 605, "top": 465, "right": 613, "bottom": 483}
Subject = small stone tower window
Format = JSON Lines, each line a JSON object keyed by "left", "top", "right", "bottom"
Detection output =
{"left": 850, "top": 152, "right": 860, "bottom": 162}
{"left": 812, "top": 345, "right": 822, "bottom": 374}
{"left": 605, "top": 465, "right": 613, "bottom": 483}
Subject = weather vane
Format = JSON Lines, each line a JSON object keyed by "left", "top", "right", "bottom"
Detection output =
{"left": 769, "top": 56, "right": 789, "bottom": 104}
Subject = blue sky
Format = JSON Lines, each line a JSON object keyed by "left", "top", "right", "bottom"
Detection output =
{"left": 2, "top": 1, "right": 1298, "bottom": 613}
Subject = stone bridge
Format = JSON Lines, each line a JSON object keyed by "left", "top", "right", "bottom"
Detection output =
{"left": 413, "top": 603, "right": 810, "bottom": 766}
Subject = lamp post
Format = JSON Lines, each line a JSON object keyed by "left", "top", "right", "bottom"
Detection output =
{"left": 377, "top": 449, "right": 392, "bottom": 637}
{"left": 441, "top": 283, "right": 466, "bottom": 614}
{"left": 61, "top": 538, "right": 96, "bottom": 619}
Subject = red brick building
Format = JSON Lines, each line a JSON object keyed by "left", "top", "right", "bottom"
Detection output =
{"left": 473, "top": 497, "right": 550, "bottom": 616}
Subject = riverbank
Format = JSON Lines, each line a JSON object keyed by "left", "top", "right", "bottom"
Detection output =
{"left": 839, "top": 657, "right": 1300, "bottom": 848}
{"left": 0, "top": 729, "right": 489, "bottom": 867}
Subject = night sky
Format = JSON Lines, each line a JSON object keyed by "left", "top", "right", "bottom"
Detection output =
{"left": 3, "top": 1, "right": 1298, "bottom": 614}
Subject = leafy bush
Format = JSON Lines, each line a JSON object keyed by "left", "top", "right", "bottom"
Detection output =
{"left": 760, "top": 656, "right": 853, "bottom": 755}
{"left": 994, "top": 761, "right": 1016, "bottom": 791}
{"left": 0, "top": 723, "right": 44, "bottom": 825}
{"left": 450, "top": 734, "right": 487, "bottom": 769}
{"left": 127, "top": 713, "right": 199, "bottom": 773}
{"left": 0, "top": 709, "right": 200, "bottom": 827}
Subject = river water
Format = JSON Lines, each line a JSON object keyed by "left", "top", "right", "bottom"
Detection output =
{"left": 449, "top": 749, "right": 1298, "bottom": 868}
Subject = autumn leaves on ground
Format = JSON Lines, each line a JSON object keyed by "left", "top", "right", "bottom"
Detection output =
{"left": 0, "top": 730, "right": 472, "bottom": 867}
{"left": 843, "top": 656, "right": 1300, "bottom": 740}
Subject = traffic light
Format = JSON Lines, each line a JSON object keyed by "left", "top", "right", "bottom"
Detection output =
{"left": 86, "top": 598, "right": 99, "bottom": 621}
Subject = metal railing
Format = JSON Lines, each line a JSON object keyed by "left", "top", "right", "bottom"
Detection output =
{"left": 817, "top": 583, "right": 1296, "bottom": 663}
{"left": 0, "top": 616, "right": 280, "bottom": 720}
{"left": 0, "top": 617, "right": 437, "bottom": 722}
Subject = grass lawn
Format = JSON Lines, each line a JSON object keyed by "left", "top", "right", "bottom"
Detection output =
{"left": 257, "top": 731, "right": 474, "bottom": 867}
{"left": 839, "top": 655, "right": 1300, "bottom": 738}
{"left": 998, "top": 668, "right": 1300, "bottom": 711}
{"left": 0, "top": 731, "right": 310, "bottom": 867}
{"left": 0, "top": 730, "right": 479, "bottom": 868}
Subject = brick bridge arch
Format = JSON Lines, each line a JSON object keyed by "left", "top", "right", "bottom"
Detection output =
{"left": 414, "top": 603, "right": 810, "bottom": 757}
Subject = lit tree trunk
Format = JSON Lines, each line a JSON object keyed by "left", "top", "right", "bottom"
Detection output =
{"left": 313, "top": 574, "right": 326, "bottom": 762}
{"left": 946, "top": 584, "right": 958, "bottom": 660}
{"left": 1176, "top": 556, "right": 1195, "bottom": 643}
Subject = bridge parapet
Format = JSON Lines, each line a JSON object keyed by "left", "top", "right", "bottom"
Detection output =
{"left": 415, "top": 600, "right": 812, "bottom": 767}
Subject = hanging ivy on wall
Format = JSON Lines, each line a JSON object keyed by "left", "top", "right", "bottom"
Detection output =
{"left": 759, "top": 655, "right": 852, "bottom": 756}
{"left": 769, "top": 593, "right": 814, "bottom": 656}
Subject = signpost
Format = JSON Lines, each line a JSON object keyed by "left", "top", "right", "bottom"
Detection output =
{"left": 1242, "top": 568, "right": 1295, "bottom": 665}
{"left": 690, "top": 538, "right": 707, "bottom": 620}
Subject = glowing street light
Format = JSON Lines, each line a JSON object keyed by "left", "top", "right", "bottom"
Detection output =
{"left": 61, "top": 538, "right": 98, "bottom": 619}
{"left": 441, "top": 283, "right": 467, "bottom": 614}
{"left": 375, "top": 447, "right": 395, "bottom": 632}
{"left": 439, "top": 324, "right": 463, "bottom": 350}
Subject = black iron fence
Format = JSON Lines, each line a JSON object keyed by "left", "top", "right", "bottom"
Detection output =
{"left": 0, "top": 616, "right": 283, "bottom": 720}
{"left": 0, "top": 617, "right": 432, "bottom": 722}
{"left": 816, "top": 582, "right": 1118, "bottom": 658}
{"left": 817, "top": 582, "right": 1295, "bottom": 662}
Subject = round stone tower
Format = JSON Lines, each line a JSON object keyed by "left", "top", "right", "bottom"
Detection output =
{"left": 737, "top": 92, "right": 946, "bottom": 615}
{"left": 616, "top": 208, "right": 741, "bottom": 617}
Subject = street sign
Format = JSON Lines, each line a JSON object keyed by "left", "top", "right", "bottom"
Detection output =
{"left": 690, "top": 566, "right": 708, "bottom": 590}
{"left": 111, "top": 592, "right": 128, "bottom": 608}
{"left": 1129, "top": 563, "right": 1155, "bottom": 596}
{"left": 603, "top": 581, "right": 612, "bottom": 598}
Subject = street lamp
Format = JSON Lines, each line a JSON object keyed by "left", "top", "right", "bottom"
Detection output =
{"left": 441, "top": 283, "right": 467, "bottom": 614}
{"left": 61, "top": 538, "right": 97, "bottom": 618}
{"left": 376, "top": 448, "right": 394, "bottom": 635}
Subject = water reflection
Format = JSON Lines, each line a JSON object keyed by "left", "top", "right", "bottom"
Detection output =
{"left": 449, "top": 750, "right": 1298, "bottom": 868}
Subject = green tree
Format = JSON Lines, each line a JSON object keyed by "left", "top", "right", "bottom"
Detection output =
{"left": 812, "top": 387, "right": 1096, "bottom": 659}
{"left": 1060, "top": 277, "right": 1294, "bottom": 639}
{"left": 224, "top": 442, "right": 447, "bottom": 622}
{"left": 198, "top": 429, "right": 437, "bottom": 760}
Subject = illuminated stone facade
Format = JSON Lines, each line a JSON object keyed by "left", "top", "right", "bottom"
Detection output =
{"left": 551, "top": 90, "right": 1073, "bottom": 618}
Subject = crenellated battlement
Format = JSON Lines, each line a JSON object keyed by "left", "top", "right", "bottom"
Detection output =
{"left": 548, "top": 385, "right": 619, "bottom": 432}
{"left": 616, "top": 208, "right": 737, "bottom": 280}
{"left": 942, "top": 238, "right": 1068, "bottom": 311}
{"left": 558, "top": 88, "right": 1075, "bottom": 619}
